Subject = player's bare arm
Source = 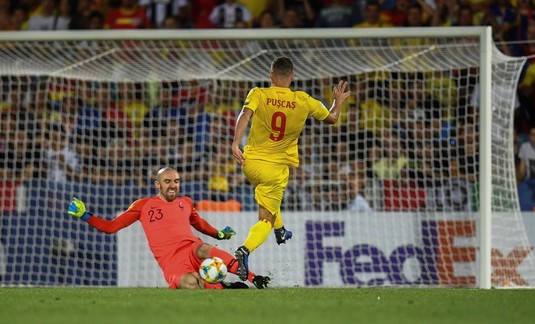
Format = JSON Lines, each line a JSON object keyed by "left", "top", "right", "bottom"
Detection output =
{"left": 323, "top": 80, "right": 350, "bottom": 124}
{"left": 232, "top": 108, "right": 253, "bottom": 166}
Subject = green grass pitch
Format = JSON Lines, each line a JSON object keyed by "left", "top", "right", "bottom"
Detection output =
{"left": 1, "top": 287, "right": 535, "bottom": 324}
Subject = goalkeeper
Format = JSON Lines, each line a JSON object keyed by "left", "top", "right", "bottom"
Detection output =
{"left": 68, "top": 167, "right": 270, "bottom": 289}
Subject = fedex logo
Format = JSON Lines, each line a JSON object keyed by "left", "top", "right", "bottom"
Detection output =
{"left": 305, "top": 220, "right": 532, "bottom": 287}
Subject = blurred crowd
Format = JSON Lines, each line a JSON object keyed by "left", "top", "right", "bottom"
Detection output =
{"left": 2, "top": 0, "right": 535, "bottom": 211}
{"left": 0, "top": 0, "right": 533, "bottom": 42}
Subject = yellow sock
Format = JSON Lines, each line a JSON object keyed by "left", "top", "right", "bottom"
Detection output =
{"left": 243, "top": 219, "right": 273, "bottom": 253}
{"left": 273, "top": 211, "right": 283, "bottom": 230}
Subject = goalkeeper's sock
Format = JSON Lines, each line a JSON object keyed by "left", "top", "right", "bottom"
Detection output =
{"left": 243, "top": 219, "right": 272, "bottom": 253}
{"left": 273, "top": 210, "right": 284, "bottom": 230}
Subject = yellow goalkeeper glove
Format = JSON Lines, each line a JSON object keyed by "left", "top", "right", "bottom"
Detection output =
{"left": 68, "top": 197, "right": 92, "bottom": 221}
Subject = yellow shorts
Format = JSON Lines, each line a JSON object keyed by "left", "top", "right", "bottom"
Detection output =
{"left": 242, "top": 159, "right": 289, "bottom": 216}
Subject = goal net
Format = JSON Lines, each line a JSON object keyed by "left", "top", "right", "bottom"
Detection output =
{"left": 0, "top": 28, "right": 533, "bottom": 288}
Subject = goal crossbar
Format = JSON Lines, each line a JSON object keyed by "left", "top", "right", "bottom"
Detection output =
{"left": 0, "top": 27, "right": 491, "bottom": 41}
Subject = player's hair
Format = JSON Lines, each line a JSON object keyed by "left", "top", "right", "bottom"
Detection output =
{"left": 271, "top": 56, "right": 293, "bottom": 76}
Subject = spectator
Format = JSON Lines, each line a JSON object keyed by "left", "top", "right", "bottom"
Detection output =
{"left": 382, "top": 0, "right": 411, "bottom": 26}
{"left": 27, "top": 82, "right": 49, "bottom": 132}
{"left": 517, "top": 64, "right": 535, "bottom": 130}
{"left": 40, "top": 123, "right": 79, "bottom": 183}
{"left": 176, "top": 81, "right": 212, "bottom": 162}
{"left": 204, "top": 84, "right": 241, "bottom": 119}
{"left": 254, "top": 9, "right": 278, "bottom": 28}
{"left": 69, "top": 0, "right": 95, "bottom": 29}
{"left": 77, "top": 82, "right": 102, "bottom": 134}
{"left": 47, "top": 95, "right": 79, "bottom": 142}
{"left": 372, "top": 128, "right": 408, "bottom": 180}
{"left": 97, "top": 83, "right": 134, "bottom": 142}
{"left": 513, "top": 21, "right": 535, "bottom": 60}
{"left": 485, "top": 0, "right": 516, "bottom": 42}
{"left": 144, "top": 84, "right": 184, "bottom": 129}
{"left": 17, "top": 0, "right": 42, "bottom": 30}
{"left": 53, "top": 0, "right": 72, "bottom": 30}
{"left": 455, "top": 5, "right": 475, "bottom": 27}
{"left": 161, "top": 114, "right": 192, "bottom": 169}
{"left": 273, "top": 0, "right": 322, "bottom": 27}
{"left": 209, "top": 0, "right": 253, "bottom": 28}
{"left": 170, "top": 130, "right": 200, "bottom": 182}
{"left": 390, "top": 5, "right": 433, "bottom": 47}
{"left": 139, "top": 0, "right": 191, "bottom": 28}
{"left": 455, "top": 122, "right": 479, "bottom": 183}
{"left": 204, "top": 135, "right": 243, "bottom": 201}
{"left": 355, "top": 1, "right": 389, "bottom": 28}
{"left": 116, "top": 82, "right": 150, "bottom": 131}
{"left": 87, "top": 10, "right": 105, "bottom": 29}
{"left": 314, "top": 0, "right": 354, "bottom": 28}
{"left": 142, "top": 85, "right": 182, "bottom": 170}
{"left": 191, "top": 0, "right": 219, "bottom": 28}
{"left": 431, "top": 0, "right": 455, "bottom": 26}
{"left": 414, "top": 0, "right": 436, "bottom": 23}
{"left": 10, "top": 5, "right": 29, "bottom": 30}
{"left": 347, "top": 172, "right": 373, "bottom": 212}
{"left": 105, "top": 0, "right": 150, "bottom": 29}
{"left": 322, "top": 140, "right": 355, "bottom": 189}
{"left": 280, "top": 7, "right": 303, "bottom": 28}
{"left": 404, "top": 3, "right": 430, "bottom": 27}
{"left": 353, "top": 0, "right": 392, "bottom": 44}
{"left": 71, "top": 130, "right": 102, "bottom": 184}
{"left": 518, "top": 127, "right": 535, "bottom": 210}
{"left": 161, "top": 15, "right": 183, "bottom": 29}
{"left": 26, "top": 0, "right": 57, "bottom": 31}
{"left": 0, "top": 0, "right": 15, "bottom": 30}
{"left": 0, "top": 115, "right": 39, "bottom": 180}
{"left": 516, "top": 0, "right": 535, "bottom": 42}
{"left": 103, "top": 137, "right": 142, "bottom": 186}
{"left": 357, "top": 81, "right": 391, "bottom": 136}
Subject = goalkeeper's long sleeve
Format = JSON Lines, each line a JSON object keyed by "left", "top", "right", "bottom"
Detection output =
{"left": 87, "top": 209, "right": 139, "bottom": 234}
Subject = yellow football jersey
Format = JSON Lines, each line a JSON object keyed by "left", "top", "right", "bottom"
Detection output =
{"left": 242, "top": 86, "right": 329, "bottom": 167}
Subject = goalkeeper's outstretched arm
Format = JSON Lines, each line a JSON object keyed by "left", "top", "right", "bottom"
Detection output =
{"left": 68, "top": 197, "right": 139, "bottom": 234}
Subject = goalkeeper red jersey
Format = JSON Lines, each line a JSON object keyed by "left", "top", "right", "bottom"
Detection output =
{"left": 88, "top": 196, "right": 219, "bottom": 271}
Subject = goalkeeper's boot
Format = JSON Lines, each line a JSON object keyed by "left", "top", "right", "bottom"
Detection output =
{"left": 274, "top": 227, "right": 292, "bottom": 245}
{"left": 252, "top": 275, "right": 271, "bottom": 289}
{"left": 221, "top": 281, "right": 249, "bottom": 289}
{"left": 234, "top": 245, "right": 250, "bottom": 281}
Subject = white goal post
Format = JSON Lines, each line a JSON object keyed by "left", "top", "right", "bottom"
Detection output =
{"left": 0, "top": 27, "right": 532, "bottom": 289}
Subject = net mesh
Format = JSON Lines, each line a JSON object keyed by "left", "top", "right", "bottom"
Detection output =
{"left": 0, "top": 31, "right": 533, "bottom": 287}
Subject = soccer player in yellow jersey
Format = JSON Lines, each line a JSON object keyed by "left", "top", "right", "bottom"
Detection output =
{"left": 231, "top": 56, "right": 351, "bottom": 280}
